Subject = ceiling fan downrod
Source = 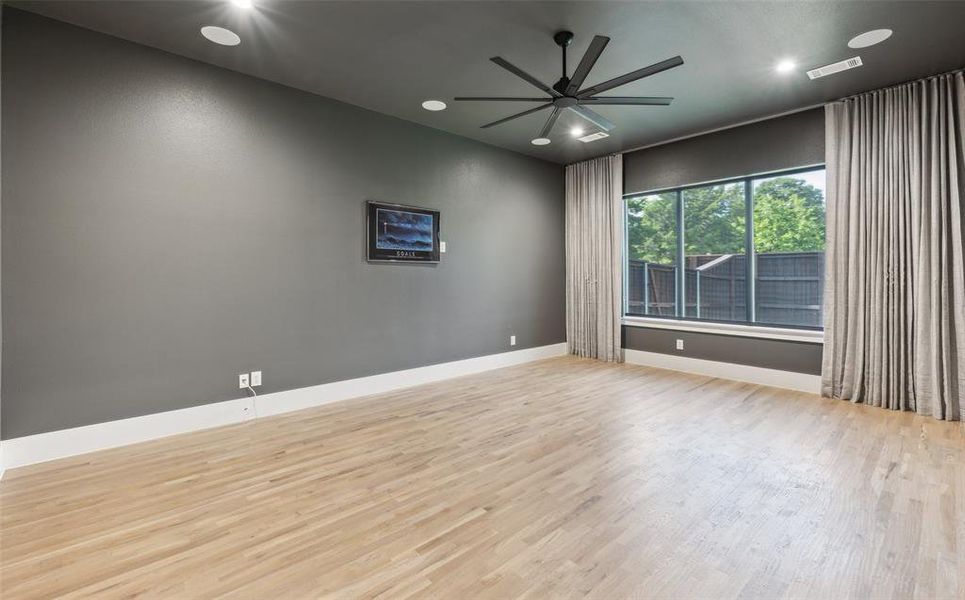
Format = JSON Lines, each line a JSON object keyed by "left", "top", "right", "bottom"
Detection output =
{"left": 553, "top": 30, "right": 575, "bottom": 95}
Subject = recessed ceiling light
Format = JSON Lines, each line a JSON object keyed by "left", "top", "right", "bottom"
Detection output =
{"left": 422, "top": 100, "right": 447, "bottom": 111}
{"left": 231, "top": 0, "right": 254, "bottom": 9}
{"left": 569, "top": 127, "right": 585, "bottom": 137}
{"left": 201, "top": 26, "right": 241, "bottom": 46}
{"left": 848, "top": 29, "right": 893, "bottom": 49}
{"left": 531, "top": 137, "right": 551, "bottom": 146}
{"left": 775, "top": 59, "right": 796, "bottom": 74}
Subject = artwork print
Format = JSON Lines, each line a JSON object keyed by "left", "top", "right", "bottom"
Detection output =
{"left": 376, "top": 208, "right": 434, "bottom": 252}
{"left": 366, "top": 202, "right": 440, "bottom": 262}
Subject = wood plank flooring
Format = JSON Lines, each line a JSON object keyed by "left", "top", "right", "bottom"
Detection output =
{"left": 1, "top": 356, "right": 963, "bottom": 599}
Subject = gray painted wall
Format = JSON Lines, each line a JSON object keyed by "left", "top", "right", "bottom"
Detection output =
{"left": 623, "top": 327, "right": 822, "bottom": 375}
{"left": 621, "top": 108, "right": 825, "bottom": 374}
{"left": 623, "top": 108, "right": 825, "bottom": 195}
{"left": 1, "top": 10, "right": 565, "bottom": 439}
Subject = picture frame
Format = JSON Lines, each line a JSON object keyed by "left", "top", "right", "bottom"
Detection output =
{"left": 366, "top": 201, "right": 441, "bottom": 263}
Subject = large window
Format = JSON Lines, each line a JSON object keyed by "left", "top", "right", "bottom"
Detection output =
{"left": 625, "top": 167, "right": 826, "bottom": 329}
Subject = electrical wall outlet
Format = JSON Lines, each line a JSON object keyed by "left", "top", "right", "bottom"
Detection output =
{"left": 676, "top": 339, "right": 684, "bottom": 351}
{"left": 239, "top": 373, "right": 250, "bottom": 389}
{"left": 510, "top": 335, "right": 516, "bottom": 346}
{"left": 251, "top": 370, "right": 262, "bottom": 387}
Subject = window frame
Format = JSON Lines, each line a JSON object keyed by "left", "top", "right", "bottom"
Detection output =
{"left": 623, "top": 164, "right": 826, "bottom": 342}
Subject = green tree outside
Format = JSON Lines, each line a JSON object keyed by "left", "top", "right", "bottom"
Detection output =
{"left": 683, "top": 182, "right": 744, "bottom": 256}
{"left": 626, "top": 176, "right": 825, "bottom": 263}
{"left": 752, "top": 177, "right": 825, "bottom": 253}
{"left": 626, "top": 192, "right": 676, "bottom": 264}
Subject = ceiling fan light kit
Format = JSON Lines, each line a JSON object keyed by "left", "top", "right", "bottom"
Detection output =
{"left": 455, "top": 31, "right": 682, "bottom": 142}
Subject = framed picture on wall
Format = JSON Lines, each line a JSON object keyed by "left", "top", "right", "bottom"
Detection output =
{"left": 366, "top": 201, "right": 441, "bottom": 263}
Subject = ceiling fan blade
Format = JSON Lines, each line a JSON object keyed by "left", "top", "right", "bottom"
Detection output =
{"left": 480, "top": 103, "right": 553, "bottom": 129}
{"left": 580, "top": 96, "right": 673, "bottom": 106}
{"left": 454, "top": 97, "right": 551, "bottom": 102}
{"left": 538, "top": 107, "right": 563, "bottom": 138}
{"left": 490, "top": 57, "right": 561, "bottom": 97}
{"left": 569, "top": 105, "right": 615, "bottom": 132}
{"left": 577, "top": 56, "right": 684, "bottom": 97}
{"left": 565, "top": 35, "right": 610, "bottom": 95}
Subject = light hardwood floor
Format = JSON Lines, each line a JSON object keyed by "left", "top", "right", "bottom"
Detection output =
{"left": 1, "top": 357, "right": 963, "bottom": 599}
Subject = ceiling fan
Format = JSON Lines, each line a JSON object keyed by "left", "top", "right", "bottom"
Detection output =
{"left": 455, "top": 31, "right": 683, "bottom": 141}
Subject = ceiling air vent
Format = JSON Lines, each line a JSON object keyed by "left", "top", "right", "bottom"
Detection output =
{"left": 578, "top": 132, "right": 610, "bottom": 143}
{"left": 807, "top": 56, "right": 863, "bottom": 80}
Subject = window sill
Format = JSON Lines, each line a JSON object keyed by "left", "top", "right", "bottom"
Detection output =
{"left": 622, "top": 316, "right": 824, "bottom": 344}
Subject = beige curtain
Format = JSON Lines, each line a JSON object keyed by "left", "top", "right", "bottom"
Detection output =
{"left": 565, "top": 154, "right": 623, "bottom": 362}
{"left": 822, "top": 71, "right": 965, "bottom": 421}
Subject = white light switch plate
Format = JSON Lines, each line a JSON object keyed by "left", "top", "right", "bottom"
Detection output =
{"left": 239, "top": 373, "right": 250, "bottom": 389}
{"left": 676, "top": 339, "right": 684, "bottom": 350}
{"left": 251, "top": 370, "right": 262, "bottom": 387}
{"left": 440, "top": 241, "right": 447, "bottom": 253}
{"left": 510, "top": 335, "right": 516, "bottom": 346}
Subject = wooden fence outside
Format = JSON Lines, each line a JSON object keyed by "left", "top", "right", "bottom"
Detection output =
{"left": 627, "top": 251, "right": 824, "bottom": 328}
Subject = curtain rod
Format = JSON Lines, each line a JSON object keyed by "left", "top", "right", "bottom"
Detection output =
{"left": 835, "top": 67, "right": 964, "bottom": 102}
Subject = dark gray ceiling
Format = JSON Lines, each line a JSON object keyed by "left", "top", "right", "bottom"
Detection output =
{"left": 11, "top": 1, "right": 965, "bottom": 164}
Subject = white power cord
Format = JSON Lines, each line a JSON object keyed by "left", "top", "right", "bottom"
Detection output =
{"left": 243, "top": 385, "right": 258, "bottom": 419}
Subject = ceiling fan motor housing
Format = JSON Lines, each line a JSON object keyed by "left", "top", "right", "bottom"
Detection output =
{"left": 553, "top": 79, "right": 572, "bottom": 95}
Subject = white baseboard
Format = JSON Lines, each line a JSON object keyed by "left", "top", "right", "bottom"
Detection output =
{"left": 2, "top": 397, "right": 256, "bottom": 470}
{"left": 255, "top": 343, "right": 567, "bottom": 418}
{"left": 1, "top": 343, "right": 567, "bottom": 470}
{"left": 624, "top": 349, "right": 822, "bottom": 394}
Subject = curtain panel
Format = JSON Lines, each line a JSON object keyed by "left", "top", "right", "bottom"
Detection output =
{"left": 565, "top": 154, "right": 624, "bottom": 362}
{"left": 822, "top": 71, "right": 965, "bottom": 421}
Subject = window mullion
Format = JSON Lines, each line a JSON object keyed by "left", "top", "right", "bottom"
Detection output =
{"left": 745, "top": 178, "right": 756, "bottom": 323}
{"left": 676, "top": 189, "right": 685, "bottom": 318}
{"left": 622, "top": 200, "right": 629, "bottom": 316}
